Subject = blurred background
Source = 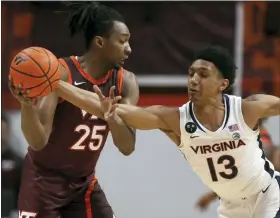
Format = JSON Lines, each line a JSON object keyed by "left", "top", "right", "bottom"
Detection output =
{"left": 1, "top": 1, "right": 280, "bottom": 218}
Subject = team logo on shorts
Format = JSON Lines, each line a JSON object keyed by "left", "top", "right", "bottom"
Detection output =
{"left": 232, "top": 132, "right": 240, "bottom": 140}
{"left": 185, "top": 122, "right": 197, "bottom": 133}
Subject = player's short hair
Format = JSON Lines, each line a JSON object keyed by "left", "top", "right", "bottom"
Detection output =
{"left": 194, "top": 45, "right": 236, "bottom": 86}
{"left": 67, "top": 2, "right": 125, "bottom": 49}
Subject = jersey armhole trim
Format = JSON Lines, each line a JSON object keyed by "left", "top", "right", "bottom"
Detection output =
{"left": 178, "top": 104, "right": 187, "bottom": 148}
{"left": 58, "top": 58, "right": 73, "bottom": 104}
{"left": 118, "top": 68, "right": 124, "bottom": 96}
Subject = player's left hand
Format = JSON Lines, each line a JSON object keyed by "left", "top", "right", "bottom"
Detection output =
{"left": 8, "top": 75, "right": 39, "bottom": 105}
{"left": 93, "top": 85, "right": 122, "bottom": 122}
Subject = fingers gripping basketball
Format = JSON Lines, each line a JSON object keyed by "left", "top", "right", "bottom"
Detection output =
{"left": 9, "top": 47, "right": 61, "bottom": 98}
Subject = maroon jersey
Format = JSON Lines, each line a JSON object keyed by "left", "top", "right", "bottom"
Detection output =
{"left": 23, "top": 56, "right": 123, "bottom": 196}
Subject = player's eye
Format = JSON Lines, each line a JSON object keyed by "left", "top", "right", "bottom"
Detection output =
{"left": 201, "top": 74, "right": 208, "bottom": 78}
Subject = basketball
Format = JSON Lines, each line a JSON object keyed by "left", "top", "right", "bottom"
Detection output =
{"left": 9, "top": 47, "right": 61, "bottom": 98}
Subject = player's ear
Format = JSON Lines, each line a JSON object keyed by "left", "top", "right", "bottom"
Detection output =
{"left": 220, "top": 79, "right": 229, "bottom": 92}
{"left": 93, "top": 36, "right": 104, "bottom": 48}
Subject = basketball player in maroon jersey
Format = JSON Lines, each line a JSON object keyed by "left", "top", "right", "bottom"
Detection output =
{"left": 9, "top": 2, "right": 138, "bottom": 218}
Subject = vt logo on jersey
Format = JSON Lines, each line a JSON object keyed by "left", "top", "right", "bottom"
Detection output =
{"left": 185, "top": 122, "right": 197, "bottom": 133}
{"left": 81, "top": 109, "right": 98, "bottom": 119}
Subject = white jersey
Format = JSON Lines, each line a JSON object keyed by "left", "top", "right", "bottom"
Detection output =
{"left": 178, "top": 95, "right": 275, "bottom": 201}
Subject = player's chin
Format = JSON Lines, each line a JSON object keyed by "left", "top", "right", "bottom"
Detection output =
{"left": 115, "top": 60, "right": 125, "bottom": 68}
{"left": 189, "top": 93, "right": 199, "bottom": 102}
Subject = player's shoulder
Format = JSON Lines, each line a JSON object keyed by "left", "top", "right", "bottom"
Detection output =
{"left": 180, "top": 100, "right": 191, "bottom": 108}
{"left": 121, "top": 69, "right": 139, "bottom": 93}
{"left": 178, "top": 100, "right": 192, "bottom": 115}
{"left": 57, "top": 56, "right": 70, "bottom": 82}
{"left": 240, "top": 95, "right": 260, "bottom": 111}
{"left": 122, "top": 69, "right": 137, "bottom": 82}
{"left": 240, "top": 94, "right": 268, "bottom": 113}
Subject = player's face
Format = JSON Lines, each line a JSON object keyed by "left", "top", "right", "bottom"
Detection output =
{"left": 102, "top": 21, "right": 132, "bottom": 68}
{"left": 188, "top": 59, "right": 228, "bottom": 104}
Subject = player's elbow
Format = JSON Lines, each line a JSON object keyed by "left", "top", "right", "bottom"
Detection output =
{"left": 27, "top": 137, "right": 48, "bottom": 151}
{"left": 119, "top": 145, "right": 135, "bottom": 156}
{"left": 115, "top": 138, "right": 136, "bottom": 156}
{"left": 22, "top": 130, "right": 48, "bottom": 151}
{"left": 29, "top": 143, "right": 46, "bottom": 151}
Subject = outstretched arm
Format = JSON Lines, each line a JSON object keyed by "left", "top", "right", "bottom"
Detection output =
{"left": 56, "top": 80, "right": 105, "bottom": 118}
{"left": 114, "top": 104, "right": 180, "bottom": 133}
{"left": 242, "top": 94, "right": 280, "bottom": 128}
{"left": 56, "top": 81, "right": 179, "bottom": 132}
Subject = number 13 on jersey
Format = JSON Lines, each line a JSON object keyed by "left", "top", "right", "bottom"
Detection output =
{"left": 207, "top": 155, "right": 238, "bottom": 182}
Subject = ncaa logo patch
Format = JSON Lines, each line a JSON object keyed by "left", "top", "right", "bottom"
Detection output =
{"left": 232, "top": 132, "right": 240, "bottom": 140}
{"left": 185, "top": 122, "right": 197, "bottom": 134}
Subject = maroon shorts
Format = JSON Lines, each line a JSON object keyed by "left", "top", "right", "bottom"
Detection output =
{"left": 18, "top": 161, "right": 114, "bottom": 218}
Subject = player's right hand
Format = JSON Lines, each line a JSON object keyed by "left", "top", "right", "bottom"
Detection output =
{"left": 8, "top": 75, "right": 39, "bottom": 105}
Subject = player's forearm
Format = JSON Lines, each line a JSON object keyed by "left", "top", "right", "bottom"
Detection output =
{"left": 56, "top": 80, "right": 104, "bottom": 118}
{"left": 21, "top": 105, "right": 48, "bottom": 150}
{"left": 108, "top": 118, "right": 136, "bottom": 156}
{"left": 115, "top": 104, "right": 163, "bottom": 130}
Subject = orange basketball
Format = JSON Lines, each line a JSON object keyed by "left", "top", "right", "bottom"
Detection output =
{"left": 9, "top": 47, "right": 61, "bottom": 98}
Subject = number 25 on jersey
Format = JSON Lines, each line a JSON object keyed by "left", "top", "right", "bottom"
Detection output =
{"left": 70, "top": 110, "right": 107, "bottom": 151}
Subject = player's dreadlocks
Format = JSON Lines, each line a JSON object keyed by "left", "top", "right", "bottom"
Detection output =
{"left": 194, "top": 45, "right": 237, "bottom": 87}
{"left": 66, "top": 2, "right": 125, "bottom": 49}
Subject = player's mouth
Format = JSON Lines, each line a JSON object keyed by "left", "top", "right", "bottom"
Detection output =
{"left": 189, "top": 89, "right": 199, "bottom": 100}
{"left": 189, "top": 88, "right": 198, "bottom": 93}
{"left": 119, "top": 57, "right": 128, "bottom": 65}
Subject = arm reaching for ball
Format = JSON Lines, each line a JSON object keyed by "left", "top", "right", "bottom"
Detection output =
{"left": 56, "top": 81, "right": 121, "bottom": 120}
{"left": 56, "top": 82, "right": 181, "bottom": 135}
{"left": 112, "top": 103, "right": 178, "bottom": 131}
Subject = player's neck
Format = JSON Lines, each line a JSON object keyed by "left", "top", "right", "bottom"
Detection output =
{"left": 193, "top": 95, "right": 224, "bottom": 122}
{"left": 80, "top": 53, "right": 113, "bottom": 80}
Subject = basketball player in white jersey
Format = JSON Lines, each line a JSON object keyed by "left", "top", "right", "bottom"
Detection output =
{"left": 53, "top": 45, "right": 280, "bottom": 218}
